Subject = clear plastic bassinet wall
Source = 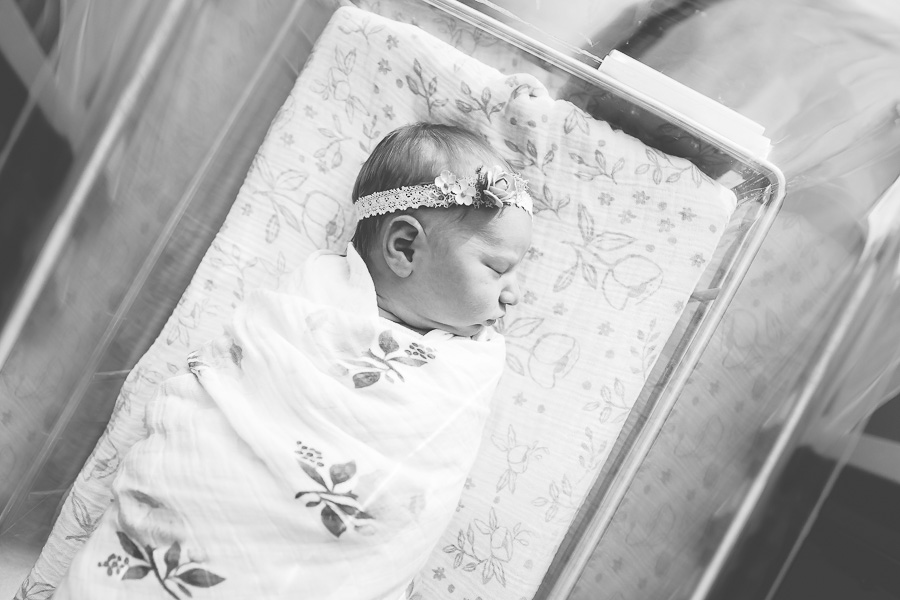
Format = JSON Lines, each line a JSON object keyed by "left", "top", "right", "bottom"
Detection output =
{"left": 1, "top": 0, "right": 900, "bottom": 599}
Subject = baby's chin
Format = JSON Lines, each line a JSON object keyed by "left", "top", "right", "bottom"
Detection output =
{"left": 445, "top": 322, "right": 496, "bottom": 338}
{"left": 455, "top": 324, "right": 485, "bottom": 337}
{"left": 395, "top": 311, "right": 495, "bottom": 338}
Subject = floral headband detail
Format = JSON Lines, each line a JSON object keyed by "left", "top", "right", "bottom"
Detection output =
{"left": 355, "top": 165, "right": 533, "bottom": 219}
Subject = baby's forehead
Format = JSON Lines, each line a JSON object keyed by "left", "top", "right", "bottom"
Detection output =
{"left": 452, "top": 208, "right": 532, "bottom": 255}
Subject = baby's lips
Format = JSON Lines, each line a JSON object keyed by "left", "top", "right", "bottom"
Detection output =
{"left": 485, "top": 314, "right": 505, "bottom": 326}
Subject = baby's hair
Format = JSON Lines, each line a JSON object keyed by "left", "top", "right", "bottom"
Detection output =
{"left": 351, "top": 122, "right": 511, "bottom": 263}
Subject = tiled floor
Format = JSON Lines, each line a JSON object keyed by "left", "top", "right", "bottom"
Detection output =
{"left": 773, "top": 465, "right": 900, "bottom": 599}
{"left": 774, "top": 540, "right": 898, "bottom": 600}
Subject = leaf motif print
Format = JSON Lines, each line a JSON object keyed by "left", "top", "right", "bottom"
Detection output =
{"left": 16, "top": 577, "right": 56, "bottom": 600}
{"left": 250, "top": 155, "right": 311, "bottom": 243}
{"left": 116, "top": 531, "right": 144, "bottom": 560}
{"left": 359, "top": 113, "right": 382, "bottom": 153}
{"left": 456, "top": 81, "right": 507, "bottom": 122}
{"left": 506, "top": 354, "right": 525, "bottom": 375}
{"left": 635, "top": 147, "right": 709, "bottom": 187}
{"left": 553, "top": 264, "right": 577, "bottom": 292}
{"left": 563, "top": 106, "right": 589, "bottom": 135}
{"left": 338, "top": 18, "right": 385, "bottom": 42}
{"left": 65, "top": 492, "right": 101, "bottom": 541}
{"left": 295, "top": 452, "right": 372, "bottom": 538}
{"left": 312, "top": 114, "right": 349, "bottom": 173}
{"left": 541, "top": 146, "right": 557, "bottom": 173}
{"left": 72, "top": 493, "right": 91, "bottom": 527}
{"left": 104, "top": 529, "right": 225, "bottom": 598}
{"left": 392, "top": 356, "right": 427, "bottom": 367}
{"left": 347, "top": 333, "right": 434, "bottom": 388}
{"left": 570, "top": 148, "right": 624, "bottom": 183}
{"left": 591, "top": 231, "right": 636, "bottom": 253}
{"left": 577, "top": 203, "right": 595, "bottom": 243}
{"left": 532, "top": 183, "right": 570, "bottom": 216}
{"left": 533, "top": 474, "right": 581, "bottom": 523}
{"left": 378, "top": 330, "right": 400, "bottom": 354}
{"left": 274, "top": 203, "right": 302, "bottom": 232}
{"left": 312, "top": 47, "right": 369, "bottom": 122}
{"left": 405, "top": 75, "right": 420, "bottom": 95}
{"left": 405, "top": 60, "right": 447, "bottom": 116}
{"left": 442, "top": 509, "right": 529, "bottom": 587}
{"left": 492, "top": 425, "right": 547, "bottom": 494}
{"left": 456, "top": 99, "right": 474, "bottom": 113}
{"left": 336, "top": 47, "right": 356, "bottom": 74}
{"left": 300, "top": 461, "right": 328, "bottom": 488}
{"left": 559, "top": 203, "right": 662, "bottom": 307}
{"left": 496, "top": 316, "right": 543, "bottom": 338}
{"left": 265, "top": 214, "right": 280, "bottom": 242}
{"left": 179, "top": 568, "right": 226, "bottom": 588}
{"left": 330, "top": 461, "right": 356, "bottom": 485}
{"left": 321, "top": 504, "right": 347, "bottom": 537}
{"left": 252, "top": 156, "right": 309, "bottom": 195}
{"left": 352, "top": 371, "right": 380, "bottom": 388}
{"left": 505, "top": 137, "right": 557, "bottom": 174}
{"left": 406, "top": 580, "right": 424, "bottom": 600}
{"left": 496, "top": 317, "right": 543, "bottom": 380}
{"left": 122, "top": 566, "right": 152, "bottom": 580}
{"left": 581, "top": 261, "right": 598, "bottom": 289}
{"left": 163, "top": 544, "right": 181, "bottom": 579}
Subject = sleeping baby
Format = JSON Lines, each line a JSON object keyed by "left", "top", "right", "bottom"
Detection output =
{"left": 54, "top": 122, "right": 533, "bottom": 599}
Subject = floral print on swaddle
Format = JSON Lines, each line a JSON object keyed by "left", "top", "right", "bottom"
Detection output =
{"left": 100, "top": 492, "right": 226, "bottom": 598}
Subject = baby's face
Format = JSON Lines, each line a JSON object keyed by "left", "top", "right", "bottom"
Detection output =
{"left": 410, "top": 207, "right": 533, "bottom": 337}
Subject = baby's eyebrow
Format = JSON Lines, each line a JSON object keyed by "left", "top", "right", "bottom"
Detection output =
{"left": 483, "top": 248, "right": 519, "bottom": 265}
{"left": 473, "top": 228, "right": 526, "bottom": 262}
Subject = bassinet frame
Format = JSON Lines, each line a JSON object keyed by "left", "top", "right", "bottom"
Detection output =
{"left": 407, "top": 1, "right": 786, "bottom": 596}
{"left": 0, "top": 0, "right": 788, "bottom": 596}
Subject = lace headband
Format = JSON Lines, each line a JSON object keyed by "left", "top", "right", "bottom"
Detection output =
{"left": 355, "top": 165, "right": 533, "bottom": 219}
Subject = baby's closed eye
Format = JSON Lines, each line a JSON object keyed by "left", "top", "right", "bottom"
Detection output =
{"left": 487, "top": 262, "right": 510, "bottom": 275}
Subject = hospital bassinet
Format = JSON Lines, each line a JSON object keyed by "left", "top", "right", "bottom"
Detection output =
{"left": 2, "top": 0, "right": 899, "bottom": 599}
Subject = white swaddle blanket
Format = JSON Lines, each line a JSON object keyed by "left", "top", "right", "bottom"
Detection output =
{"left": 54, "top": 244, "right": 505, "bottom": 600}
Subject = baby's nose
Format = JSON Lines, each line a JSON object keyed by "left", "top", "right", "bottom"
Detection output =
{"left": 501, "top": 278, "right": 521, "bottom": 307}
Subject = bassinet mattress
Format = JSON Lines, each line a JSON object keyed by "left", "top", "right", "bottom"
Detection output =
{"left": 19, "top": 5, "right": 736, "bottom": 599}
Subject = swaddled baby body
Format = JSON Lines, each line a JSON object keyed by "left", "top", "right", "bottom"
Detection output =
{"left": 55, "top": 123, "right": 533, "bottom": 599}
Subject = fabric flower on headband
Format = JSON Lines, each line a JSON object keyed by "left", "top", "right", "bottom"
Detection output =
{"left": 435, "top": 170, "right": 476, "bottom": 206}
{"left": 479, "top": 166, "right": 517, "bottom": 208}
{"left": 355, "top": 164, "right": 532, "bottom": 219}
{"left": 435, "top": 170, "right": 459, "bottom": 195}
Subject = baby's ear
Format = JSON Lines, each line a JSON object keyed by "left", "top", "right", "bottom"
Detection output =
{"left": 382, "top": 215, "right": 424, "bottom": 278}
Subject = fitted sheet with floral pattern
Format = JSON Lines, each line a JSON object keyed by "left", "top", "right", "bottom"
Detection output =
{"left": 20, "top": 6, "right": 736, "bottom": 599}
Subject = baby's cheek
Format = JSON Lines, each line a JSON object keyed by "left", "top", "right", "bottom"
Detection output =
{"left": 470, "top": 282, "right": 501, "bottom": 312}
{"left": 433, "top": 263, "right": 470, "bottom": 295}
